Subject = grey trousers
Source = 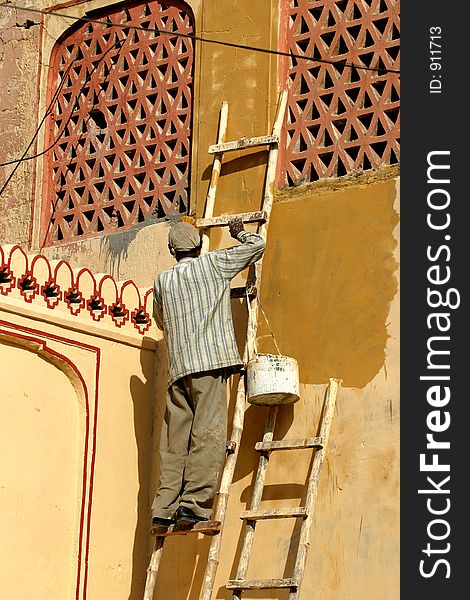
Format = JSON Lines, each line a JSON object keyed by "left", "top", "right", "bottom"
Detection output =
{"left": 151, "top": 369, "right": 228, "bottom": 520}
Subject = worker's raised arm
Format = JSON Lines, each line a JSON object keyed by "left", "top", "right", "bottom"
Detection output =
{"left": 214, "top": 217, "right": 266, "bottom": 280}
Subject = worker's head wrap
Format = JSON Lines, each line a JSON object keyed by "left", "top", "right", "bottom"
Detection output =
{"left": 168, "top": 221, "right": 201, "bottom": 252}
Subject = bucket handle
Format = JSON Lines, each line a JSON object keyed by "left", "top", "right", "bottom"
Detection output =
{"left": 246, "top": 288, "right": 282, "bottom": 356}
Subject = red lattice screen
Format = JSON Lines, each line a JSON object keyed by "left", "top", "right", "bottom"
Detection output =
{"left": 281, "top": 0, "right": 400, "bottom": 185}
{"left": 42, "top": 0, "right": 193, "bottom": 245}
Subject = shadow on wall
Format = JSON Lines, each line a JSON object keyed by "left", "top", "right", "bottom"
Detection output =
{"left": 257, "top": 179, "right": 399, "bottom": 389}
{"left": 128, "top": 337, "right": 165, "bottom": 600}
{"left": 128, "top": 337, "right": 217, "bottom": 600}
{"left": 201, "top": 149, "right": 270, "bottom": 182}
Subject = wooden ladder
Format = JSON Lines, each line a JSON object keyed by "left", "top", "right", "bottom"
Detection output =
{"left": 143, "top": 89, "right": 288, "bottom": 600}
{"left": 226, "top": 377, "right": 340, "bottom": 599}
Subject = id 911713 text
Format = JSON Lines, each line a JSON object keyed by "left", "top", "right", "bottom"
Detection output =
{"left": 429, "top": 26, "right": 442, "bottom": 94}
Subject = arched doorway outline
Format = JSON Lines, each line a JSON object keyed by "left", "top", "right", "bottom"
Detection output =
{"left": 0, "top": 319, "right": 101, "bottom": 600}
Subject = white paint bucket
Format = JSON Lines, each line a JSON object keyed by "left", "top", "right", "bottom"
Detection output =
{"left": 246, "top": 353, "right": 300, "bottom": 406}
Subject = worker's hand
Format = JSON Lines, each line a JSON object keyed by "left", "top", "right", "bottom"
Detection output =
{"left": 180, "top": 215, "right": 197, "bottom": 227}
{"left": 228, "top": 216, "right": 244, "bottom": 239}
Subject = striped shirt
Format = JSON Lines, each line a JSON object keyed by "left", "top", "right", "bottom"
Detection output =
{"left": 153, "top": 230, "right": 265, "bottom": 386}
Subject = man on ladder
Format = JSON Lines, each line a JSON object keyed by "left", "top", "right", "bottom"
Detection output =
{"left": 151, "top": 217, "right": 265, "bottom": 531}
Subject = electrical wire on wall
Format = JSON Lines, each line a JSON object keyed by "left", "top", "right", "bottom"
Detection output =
{"left": 0, "top": 56, "right": 78, "bottom": 194}
{"left": 0, "top": 3, "right": 400, "bottom": 75}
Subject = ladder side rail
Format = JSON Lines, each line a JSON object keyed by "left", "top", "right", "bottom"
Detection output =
{"left": 288, "top": 378, "right": 340, "bottom": 600}
{"left": 202, "top": 101, "right": 229, "bottom": 254}
{"left": 245, "top": 89, "right": 288, "bottom": 359}
{"left": 143, "top": 102, "right": 229, "bottom": 600}
{"left": 259, "top": 89, "right": 288, "bottom": 238}
{"left": 200, "top": 372, "right": 246, "bottom": 600}
{"left": 201, "top": 290, "right": 265, "bottom": 600}
{"left": 143, "top": 539, "right": 165, "bottom": 600}
{"left": 200, "top": 91, "right": 288, "bottom": 600}
{"left": 231, "top": 406, "right": 278, "bottom": 600}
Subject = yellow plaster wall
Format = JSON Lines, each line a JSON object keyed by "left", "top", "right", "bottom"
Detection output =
{"left": 1, "top": 1, "right": 399, "bottom": 598}
{"left": 190, "top": 0, "right": 279, "bottom": 221}
{"left": 0, "top": 172, "right": 399, "bottom": 599}
{"left": 0, "top": 307, "right": 161, "bottom": 600}
{"left": 258, "top": 176, "right": 399, "bottom": 387}
{"left": 0, "top": 341, "right": 81, "bottom": 598}
{"left": 149, "top": 175, "right": 400, "bottom": 600}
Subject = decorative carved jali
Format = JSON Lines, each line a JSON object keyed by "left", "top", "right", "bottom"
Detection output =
{"left": 42, "top": 0, "right": 194, "bottom": 245}
{"left": 280, "top": 0, "right": 400, "bottom": 185}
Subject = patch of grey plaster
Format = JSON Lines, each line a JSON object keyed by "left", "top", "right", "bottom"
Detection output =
{"left": 99, "top": 213, "right": 182, "bottom": 279}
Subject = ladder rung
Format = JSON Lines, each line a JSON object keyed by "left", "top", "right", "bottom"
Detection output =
{"left": 208, "top": 135, "right": 279, "bottom": 154}
{"left": 196, "top": 210, "right": 267, "bottom": 229}
{"left": 230, "top": 283, "right": 257, "bottom": 299}
{"left": 241, "top": 507, "right": 307, "bottom": 520}
{"left": 151, "top": 520, "right": 221, "bottom": 538}
{"left": 255, "top": 437, "right": 323, "bottom": 452}
{"left": 226, "top": 578, "right": 298, "bottom": 590}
